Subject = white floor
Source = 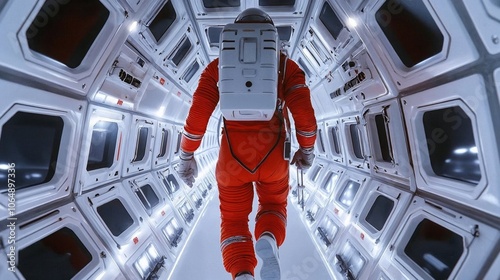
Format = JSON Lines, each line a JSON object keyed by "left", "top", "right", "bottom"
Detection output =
{"left": 169, "top": 190, "right": 332, "bottom": 280}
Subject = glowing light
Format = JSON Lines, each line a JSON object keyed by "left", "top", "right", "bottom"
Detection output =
{"left": 137, "top": 254, "right": 151, "bottom": 273}
{"left": 347, "top": 17, "right": 358, "bottom": 28}
{"left": 156, "top": 106, "right": 166, "bottom": 117}
{"left": 453, "top": 148, "right": 468, "bottom": 155}
{"left": 147, "top": 245, "right": 160, "bottom": 261}
{"left": 469, "top": 147, "right": 478, "bottom": 154}
{"left": 129, "top": 21, "right": 139, "bottom": 32}
{"left": 0, "top": 164, "right": 10, "bottom": 170}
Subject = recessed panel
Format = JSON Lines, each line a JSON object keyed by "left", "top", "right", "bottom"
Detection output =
{"left": 364, "top": 0, "right": 478, "bottom": 89}
{"left": 0, "top": 81, "right": 85, "bottom": 219}
{"left": 18, "top": 227, "right": 92, "bottom": 279}
{"left": 402, "top": 74, "right": 500, "bottom": 216}
{"left": 0, "top": 112, "right": 63, "bottom": 190}
{"left": 148, "top": 0, "right": 177, "bottom": 43}
{"left": 375, "top": 0, "right": 443, "bottom": 68}
{"left": 378, "top": 197, "right": 500, "bottom": 280}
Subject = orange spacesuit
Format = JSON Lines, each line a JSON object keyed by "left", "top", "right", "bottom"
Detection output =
{"left": 179, "top": 51, "right": 317, "bottom": 278}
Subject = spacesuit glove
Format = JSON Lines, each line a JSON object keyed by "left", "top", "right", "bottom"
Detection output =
{"left": 291, "top": 147, "right": 315, "bottom": 171}
{"left": 176, "top": 150, "right": 198, "bottom": 188}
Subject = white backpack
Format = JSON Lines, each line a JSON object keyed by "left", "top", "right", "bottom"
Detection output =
{"left": 218, "top": 22, "right": 279, "bottom": 121}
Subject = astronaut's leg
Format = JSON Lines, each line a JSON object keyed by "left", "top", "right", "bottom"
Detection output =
{"left": 216, "top": 148, "right": 257, "bottom": 279}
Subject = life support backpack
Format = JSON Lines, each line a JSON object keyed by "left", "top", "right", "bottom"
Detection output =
{"left": 218, "top": 22, "right": 279, "bottom": 121}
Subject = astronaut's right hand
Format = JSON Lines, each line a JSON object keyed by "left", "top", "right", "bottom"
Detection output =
{"left": 291, "top": 147, "right": 315, "bottom": 171}
{"left": 176, "top": 150, "right": 198, "bottom": 187}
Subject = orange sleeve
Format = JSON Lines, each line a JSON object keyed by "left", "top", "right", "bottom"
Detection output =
{"left": 283, "top": 58, "right": 317, "bottom": 149}
{"left": 181, "top": 59, "right": 220, "bottom": 153}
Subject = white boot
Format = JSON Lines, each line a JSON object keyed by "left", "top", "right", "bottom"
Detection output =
{"left": 256, "top": 232, "right": 281, "bottom": 280}
{"left": 235, "top": 272, "right": 254, "bottom": 280}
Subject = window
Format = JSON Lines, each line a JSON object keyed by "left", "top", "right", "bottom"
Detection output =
{"left": 336, "top": 241, "right": 366, "bottom": 278}
{"left": 203, "top": 0, "right": 240, "bottom": 8}
{"left": 316, "top": 129, "right": 326, "bottom": 153}
{"left": 349, "top": 124, "right": 363, "bottom": 159}
{"left": 169, "top": 36, "right": 192, "bottom": 66}
{"left": 97, "top": 199, "right": 134, "bottom": 237}
{"left": 309, "top": 165, "right": 323, "bottom": 182}
{"left": 277, "top": 26, "right": 293, "bottom": 41}
{"left": 375, "top": 114, "right": 393, "bottom": 162}
{"left": 365, "top": 195, "right": 394, "bottom": 231}
{"left": 148, "top": 0, "right": 177, "bottom": 43}
{"left": 158, "top": 129, "right": 170, "bottom": 158}
{"left": 18, "top": 227, "right": 92, "bottom": 280}
{"left": 132, "top": 127, "right": 149, "bottom": 162}
{"left": 179, "top": 202, "right": 194, "bottom": 223}
{"left": 376, "top": 0, "right": 444, "bottom": 67}
{"left": 423, "top": 106, "right": 480, "bottom": 184}
{"left": 26, "top": 0, "right": 109, "bottom": 68}
{"left": 161, "top": 174, "right": 180, "bottom": 196}
{"left": 87, "top": 121, "right": 118, "bottom": 171}
{"left": 134, "top": 245, "right": 163, "bottom": 279}
{"left": 329, "top": 126, "right": 342, "bottom": 156}
{"left": 404, "top": 219, "right": 463, "bottom": 279}
{"left": 319, "top": 2, "right": 343, "bottom": 40}
{"left": 135, "top": 184, "right": 160, "bottom": 214}
{"left": 207, "top": 27, "right": 223, "bottom": 48}
{"left": 320, "top": 171, "right": 339, "bottom": 194}
{"left": 182, "top": 61, "right": 200, "bottom": 83}
{"left": 337, "top": 180, "right": 360, "bottom": 208}
{"left": 259, "top": 0, "right": 295, "bottom": 6}
{"left": 0, "top": 112, "right": 63, "bottom": 190}
{"left": 316, "top": 215, "right": 339, "bottom": 247}
{"left": 163, "top": 218, "right": 183, "bottom": 247}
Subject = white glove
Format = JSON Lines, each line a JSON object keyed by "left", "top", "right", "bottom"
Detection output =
{"left": 291, "top": 147, "right": 315, "bottom": 171}
{"left": 176, "top": 150, "right": 198, "bottom": 187}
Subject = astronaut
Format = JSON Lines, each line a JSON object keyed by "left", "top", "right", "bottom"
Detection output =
{"left": 177, "top": 8, "right": 317, "bottom": 280}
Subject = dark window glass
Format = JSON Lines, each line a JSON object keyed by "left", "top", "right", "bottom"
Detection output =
{"left": 175, "top": 132, "right": 182, "bottom": 154}
{"left": 87, "top": 121, "right": 118, "bottom": 171}
{"left": 203, "top": 0, "right": 240, "bottom": 8}
{"left": 26, "top": 0, "right": 109, "bottom": 68}
{"left": 277, "top": 26, "right": 293, "bottom": 41}
{"left": 375, "top": 114, "right": 393, "bottom": 162}
{"left": 349, "top": 124, "right": 363, "bottom": 159}
{"left": 316, "top": 129, "right": 326, "bottom": 153}
{"left": 319, "top": 2, "right": 343, "bottom": 40}
{"left": 321, "top": 172, "right": 337, "bottom": 193}
{"left": 207, "top": 27, "right": 223, "bottom": 47}
{"left": 329, "top": 126, "right": 341, "bottom": 155}
{"left": 309, "top": 166, "right": 322, "bottom": 182}
{"left": 18, "top": 227, "right": 92, "bottom": 280}
{"left": 170, "top": 36, "right": 192, "bottom": 66}
{"left": 161, "top": 174, "right": 180, "bottom": 196}
{"left": 158, "top": 129, "right": 169, "bottom": 158}
{"left": 136, "top": 184, "right": 160, "bottom": 212}
{"left": 259, "top": 0, "right": 295, "bottom": 6}
{"left": 0, "top": 112, "right": 63, "bottom": 191}
{"left": 337, "top": 180, "right": 360, "bottom": 208}
{"left": 97, "top": 199, "right": 134, "bottom": 236}
{"left": 133, "top": 127, "right": 149, "bottom": 162}
{"left": 182, "top": 61, "right": 200, "bottom": 83}
{"left": 375, "top": 0, "right": 444, "bottom": 67}
{"left": 167, "top": 174, "right": 180, "bottom": 192}
{"left": 365, "top": 195, "right": 394, "bottom": 231}
{"left": 148, "top": 0, "right": 177, "bottom": 43}
{"left": 404, "top": 219, "right": 463, "bottom": 279}
{"left": 423, "top": 106, "right": 480, "bottom": 184}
